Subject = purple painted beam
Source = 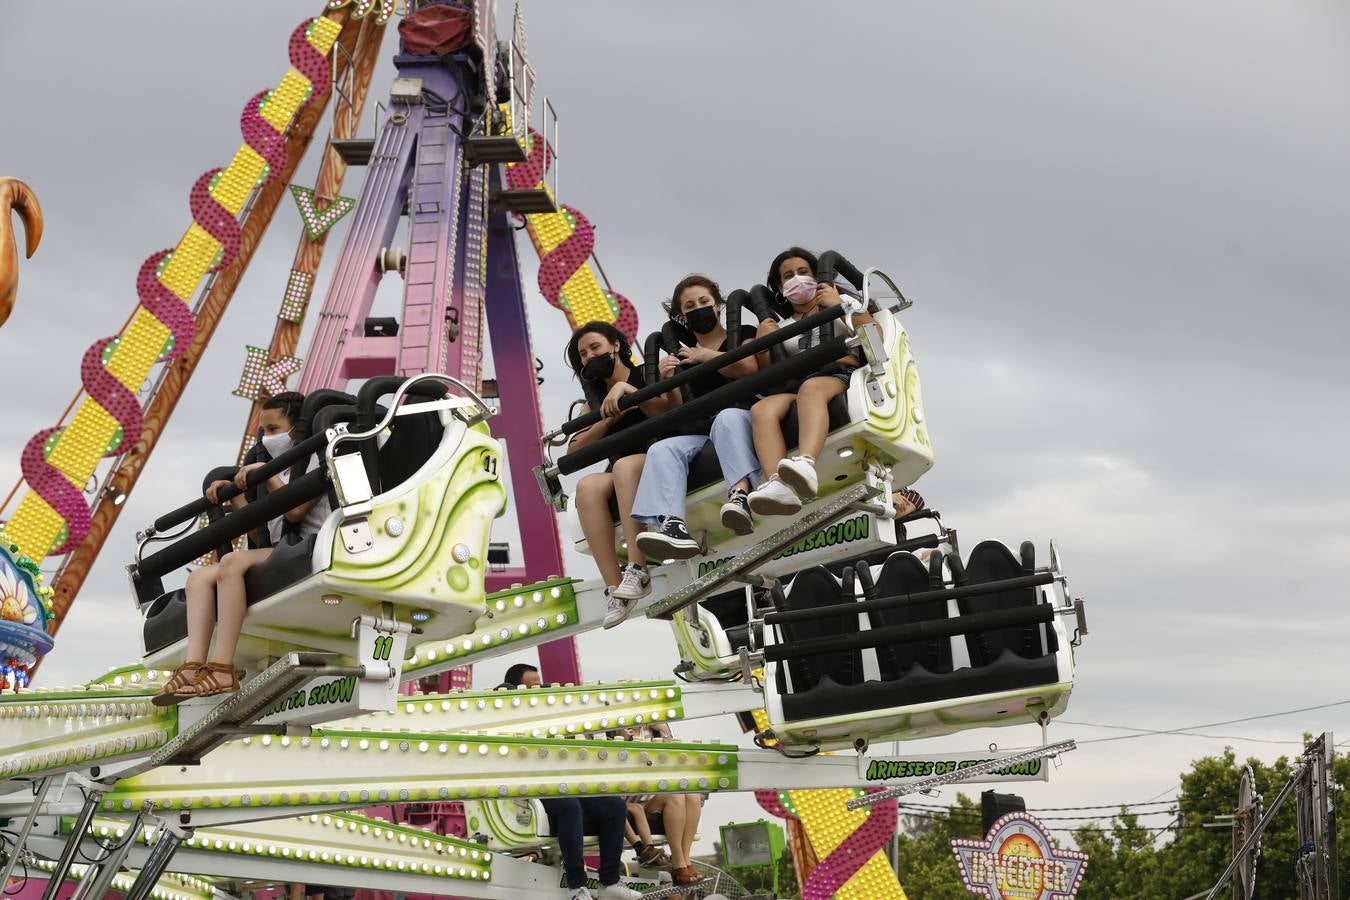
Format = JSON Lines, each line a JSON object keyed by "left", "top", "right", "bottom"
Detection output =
{"left": 484, "top": 169, "right": 577, "bottom": 684}
{"left": 298, "top": 94, "right": 418, "bottom": 392}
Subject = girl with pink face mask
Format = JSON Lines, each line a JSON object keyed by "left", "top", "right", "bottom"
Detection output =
{"left": 746, "top": 246, "right": 874, "bottom": 516}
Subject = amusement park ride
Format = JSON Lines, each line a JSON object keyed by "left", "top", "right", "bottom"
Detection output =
{"left": 0, "top": 2, "right": 1089, "bottom": 898}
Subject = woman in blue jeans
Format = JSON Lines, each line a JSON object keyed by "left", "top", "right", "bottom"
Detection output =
{"left": 603, "top": 274, "right": 764, "bottom": 628}
{"left": 541, "top": 795, "right": 641, "bottom": 900}
{"left": 503, "top": 665, "right": 641, "bottom": 900}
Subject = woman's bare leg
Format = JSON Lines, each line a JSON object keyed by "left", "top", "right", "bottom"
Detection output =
{"left": 209, "top": 548, "right": 273, "bottom": 666}
{"left": 795, "top": 376, "right": 848, "bottom": 460}
{"left": 575, "top": 472, "right": 622, "bottom": 587}
{"left": 647, "top": 796, "right": 689, "bottom": 868}
{"left": 610, "top": 454, "right": 648, "bottom": 569}
{"left": 628, "top": 801, "right": 656, "bottom": 846}
{"left": 750, "top": 394, "right": 796, "bottom": 477}
{"left": 183, "top": 565, "right": 221, "bottom": 663}
{"left": 679, "top": 795, "right": 702, "bottom": 868}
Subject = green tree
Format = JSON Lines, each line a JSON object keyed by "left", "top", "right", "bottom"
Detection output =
{"left": 1072, "top": 812, "right": 1164, "bottom": 899}
{"left": 893, "top": 793, "right": 987, "bottom": 899}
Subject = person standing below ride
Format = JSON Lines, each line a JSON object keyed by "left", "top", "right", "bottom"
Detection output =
{"left": 565, "top": 322, "right": 673, "bottom": 611}
{"left": 501, "top": 667, "right": 641, "bottom": 900}
{"left": 152, "top": 392, "right": 331, "bottom": 706}
{"left": 747, "top": 247, "right": 873, "bottom": 516}
{"left": 609, "top": 275, "right": 763, "bottom": 628}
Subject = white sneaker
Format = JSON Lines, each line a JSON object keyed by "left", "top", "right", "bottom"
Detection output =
{"left": 611, "top": 563, "right": 651, "bottom": 602}
{"left": 748, "top": 477, "right": 801, "bottom": 516}
{"left": 596, "top": 883, "right": 644, "bottom": 900}
{"left": 777, "top": 455, "right": 818, "bottom": 498}
{"left": 569, "top": 887, "right": 594, "bottom": 900}
{"left": 603, "top": 567, "right": 649, "bottom": 629}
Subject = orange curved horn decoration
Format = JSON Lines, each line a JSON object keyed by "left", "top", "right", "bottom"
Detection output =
{"left": 0, "top": 177, "right": 43, "bottom": 328}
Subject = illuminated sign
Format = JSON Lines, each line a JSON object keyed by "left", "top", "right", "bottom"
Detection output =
{"left": 950, "top": 811, "right": 1088, "bottom": 899}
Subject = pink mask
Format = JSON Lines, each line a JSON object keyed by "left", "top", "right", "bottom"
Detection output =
{"left": 781, "top": 274, "right": 819, "bottom": 305}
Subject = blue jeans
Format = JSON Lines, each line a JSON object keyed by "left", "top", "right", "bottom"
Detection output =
{"left": 631, "top": 407, "right": 760, "bottom": 525}
{"left": 541, "top": 796, "right": 627, "bottom": 889}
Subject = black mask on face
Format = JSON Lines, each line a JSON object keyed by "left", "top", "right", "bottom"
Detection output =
{"left": 581, "top": 352, "right": 617, "bottom": 382}
{"left": 684, "top": 306, "right": 719, "bottom": 334}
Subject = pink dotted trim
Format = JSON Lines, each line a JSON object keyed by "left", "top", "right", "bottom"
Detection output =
{"left": 189, "top": 168, "right": 241, "bottom": 272}
{"left": 81, "top": 336, "right": 142, "bottom": 456}
{"left": 289, "top": 19, "right": 331, "bottom": 96}
{"left": 240, "top": 90, "right": 288, "bottom": 182}
{"left": 801, "top": 788, "right": 898, "bottom": 900}
{"left": 20, "top": 428, "right": 89, "bottom": 555}
{"left": 536, "top": 203, "right": 592, "bottom": 309}
{"left": 136, "top": 249, "right": 194, "bottom": 360}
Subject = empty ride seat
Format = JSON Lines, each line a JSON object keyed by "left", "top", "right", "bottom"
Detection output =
{"left": 772, "top": 566, "right": 861, "bottom": 696}
{"left": 868, "top": 552, "right": 952, "bottom": 680}
{"left": 779, "top": 541, "right": 1062, "bottom": 723}
{"left": 959, "top": 540, "right": 1058, "bottom": 665}
{"left": 684, "top": 394, "right": 850, "bottom": 492}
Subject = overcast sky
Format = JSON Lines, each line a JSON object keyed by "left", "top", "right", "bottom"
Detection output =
{"left": 3, "top": 0, "right": 1350, "bottom": 858}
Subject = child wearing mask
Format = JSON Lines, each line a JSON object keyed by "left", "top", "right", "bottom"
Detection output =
{"left": 747, "top": 247, "right": 873, "bottom": 516}
{"left": 152, "top": 391, "right": 331, "bottom": 705}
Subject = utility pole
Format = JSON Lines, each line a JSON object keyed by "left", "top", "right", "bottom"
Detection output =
{"left": 1294, "top": 733, "right": 1339, "bottom": 900}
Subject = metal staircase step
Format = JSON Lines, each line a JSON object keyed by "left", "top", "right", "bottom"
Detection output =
{"left": 464, "top": 134, "right": 527, "bottom": 164}
{"left": 330, "top": 138, "right": 375, "bottom": 166}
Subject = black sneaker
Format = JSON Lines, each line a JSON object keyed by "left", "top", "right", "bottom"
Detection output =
{"left": 720, "top": 489, "right": 753, "bottom": 536}
{"left": 635, "top": 516, "right": 701, "bottom": 561}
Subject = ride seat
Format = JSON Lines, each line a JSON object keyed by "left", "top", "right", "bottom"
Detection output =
{"left": 869, "top": 551, "right": 952, "bottom": 680}
{"left": 509, "top": 799, "right": 669, "bottom": 852}
{"left": 778, "top": 541, "right": 1062, "bottom": 723}
{"left": 959, "top": 540, "right": 1058, "bottom": 665}
{"left": 772, "top": 566, "right": 861, "bottom": 695}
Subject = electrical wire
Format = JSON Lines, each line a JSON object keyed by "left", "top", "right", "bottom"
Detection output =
{"left": 898, "top": 803, "right": 1179, "bottom": 823}
{"left": 898, "top": 799, "right": 1178, "bottom": 815}
{"left": 895, "top": 807, "right": 1197, "bottom": 835}
{"left": 1062, "top": 697, "right": 1350, "bottom": 744}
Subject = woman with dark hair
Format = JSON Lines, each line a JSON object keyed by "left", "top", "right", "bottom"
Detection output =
{"left": 611, "top": 275, "right": 763, "bottom": 628}
{"left": 152, "top": 391, "right": 331, "bottom": 705}
{"left": 746, "top": 247, "right": 873, "bottom": 516}
{"left": 564, "top": 321, "right": 673, "bottom": 615}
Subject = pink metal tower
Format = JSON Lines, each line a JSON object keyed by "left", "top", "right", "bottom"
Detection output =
{"left": 296, "top": 19, "right": 580, "bottom": 682}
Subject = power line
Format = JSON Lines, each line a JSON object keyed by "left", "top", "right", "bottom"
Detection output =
{"left": 1061, "top": 697, "right": 1350, "bottom": 744}
{"left": 895, "top": 807, "right": 1198, "bottom": 835}
{"left": 898, "top": 802, "right": 1178, "bottom": 823}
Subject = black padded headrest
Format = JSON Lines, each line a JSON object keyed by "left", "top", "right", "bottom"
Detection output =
{"left": 298, "top": 390, "right": 357, "bottom": 437}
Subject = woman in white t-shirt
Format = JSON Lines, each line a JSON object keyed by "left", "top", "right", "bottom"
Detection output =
{"left": 152, "top": 391, "right": 331, "bottom": 706}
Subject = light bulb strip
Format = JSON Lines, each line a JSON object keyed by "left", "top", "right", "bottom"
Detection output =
{"left": 402, "top": 577, "right": 577, "bottom": 672}
{"left": 99, "top": 731, "right": 740, "bottom": 813}
{"left": 338, "top": 681, "right": 684, "bottom": 738}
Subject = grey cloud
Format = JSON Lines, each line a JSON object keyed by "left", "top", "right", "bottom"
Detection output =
{"left": 3, "top": 0, "right": 1349, "bottom": 845}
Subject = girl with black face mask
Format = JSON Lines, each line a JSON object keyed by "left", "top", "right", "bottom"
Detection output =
{"left": 564, "top": 321, "right": 674, "bottom": 610}
{"left": 605, "top": 275, "right": 765, "bottom": 629}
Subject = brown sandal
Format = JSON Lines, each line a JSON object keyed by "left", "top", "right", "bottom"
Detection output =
{"left": 673, "top": 865, "right": 702, "bottom": 886}
{"left": 181, "top": 662, "right": 240, "bottom": 700}
{"left": 151, "top": 663, "right": 203, "bottom": 707}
